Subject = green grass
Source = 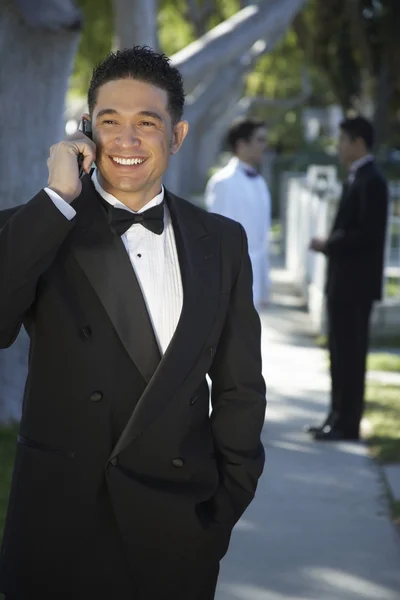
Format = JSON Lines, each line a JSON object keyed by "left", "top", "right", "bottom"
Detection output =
{"left": 317, "top": 341, "right": 400, "bottom": 373}
{"left": 367, "top": 352, "right": 400, "bottom": 373}
{"left": 0, "top": 424, "right": 18, "bottom": 546}
{"left": 365, "top": 382, "right": 400, "bottom": 464}
{"left": 316, "top": 334, "right": 400, "bottom": 351}
{"left": 386, "top": 277, "right": 400, "bottom": 298}
{"left": 365, "top": 381, "right": 400, "bottom": 524}
{"left": 271, "top": 222, "right": 282, "bottom": 236}
{"left": 315, "top": 334, "right": 328, "bottom": 348}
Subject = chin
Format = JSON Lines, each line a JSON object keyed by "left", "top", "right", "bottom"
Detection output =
{"left": 110, "top": 175, "right": 144, "bottom": 190}
{"left": 117, "top": 183, "right": 145, "bottom": 195}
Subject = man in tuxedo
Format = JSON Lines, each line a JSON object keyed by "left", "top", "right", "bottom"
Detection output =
{"left": 308, "top": 116, "right": 388, "bottom": 441}
{"left": 205, "top": 118, "right": 271, "bottom": 310}
{"left": 0, "top": 47, "right": 266, "bottom": 599}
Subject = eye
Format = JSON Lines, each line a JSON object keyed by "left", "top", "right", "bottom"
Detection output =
{"left": 139, "top": 121, "right": 156, "bottom": 127}
{"left": 103, "top": 120, "right": 117, "bottom": 125}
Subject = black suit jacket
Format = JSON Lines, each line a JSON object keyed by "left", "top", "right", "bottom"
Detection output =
{"left": 326, "top": 161, "right": 388, "bottom": 302}
{"left": 0, "top": 175, "right": 266, "bottom": 599}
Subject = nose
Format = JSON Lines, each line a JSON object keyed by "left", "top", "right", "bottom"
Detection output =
{"left": 116, "top": 125, "right": 141, "bottom": 147}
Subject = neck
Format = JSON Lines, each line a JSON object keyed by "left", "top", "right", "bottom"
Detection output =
{"left": 236, "top": 154, "right": 257, "bottom": 169}
{"left": 97, "top": 172, "right": 162, "bottom": 211}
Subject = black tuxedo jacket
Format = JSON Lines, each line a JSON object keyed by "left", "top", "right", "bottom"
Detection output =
{"left": 326, "top": 161, "right": 388, "bottom": 303}
{"left": 0, "top": 175, "right": 266, "bottom": 599}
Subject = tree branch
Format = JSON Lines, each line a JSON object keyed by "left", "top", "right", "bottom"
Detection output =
{"left": 172, "top": 0, "right": 309, "bottom": 93}
{"left": 187, "top": 40, "right": 269, "bottom": 124}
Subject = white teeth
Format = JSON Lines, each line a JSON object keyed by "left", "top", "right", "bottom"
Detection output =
{"left": 112, "top": 157, "right": 145, "bottom": 165}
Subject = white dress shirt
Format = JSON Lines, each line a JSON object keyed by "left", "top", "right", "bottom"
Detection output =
{"left": 205, "top": 156, "right": 271, "bottom": 308}
{"left": 45, "top": 170, "right": 183, "bottom": 354}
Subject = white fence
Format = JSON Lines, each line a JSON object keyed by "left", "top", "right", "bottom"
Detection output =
{"left": 284, "top": 166, "right": 400, "bottom": 338}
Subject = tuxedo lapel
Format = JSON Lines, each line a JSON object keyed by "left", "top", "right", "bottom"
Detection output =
{"left": 70, "top": 175, "right": 161, "bottom": 383}
{"left": 332, "top": 162, "right": 375, "bottom": 232}
{"left": 111, "top": 190, "right": 221, "bottom": 457}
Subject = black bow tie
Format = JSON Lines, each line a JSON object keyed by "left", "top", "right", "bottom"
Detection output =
{"left": 243, "top": 168, "right": 260, "bottom": 178}
{"left": 99, "top": 196, "right": 165, "bottom": 236}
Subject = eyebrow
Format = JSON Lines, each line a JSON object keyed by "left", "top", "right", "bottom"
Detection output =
{"left": 96, "top": 108, "right": 119, "bottom": 119}
{"left": 96, "top": 109, "right": 164, "bottom": 123}
{"left": 137, "top": 110, "right": 164, "bottom": 123}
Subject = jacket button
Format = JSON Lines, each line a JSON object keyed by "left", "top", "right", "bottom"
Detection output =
{"left": 190, "top": 396, "right": 198, "bottom": 405}
{"left": 81, "top": 326, "right": 92, "bottom": 339}
{"left": 89, "top": 391, "right": 103, "bottom": 402}
{"left": 110, "top": 456, "right": 119, "bottom": 466}
{"left": 172, "top": 458, "right": 184, "bottom": 468}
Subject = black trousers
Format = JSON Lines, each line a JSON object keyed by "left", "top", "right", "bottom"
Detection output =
{"left": 327, "top": 294, "right": 373, "bottom": 437}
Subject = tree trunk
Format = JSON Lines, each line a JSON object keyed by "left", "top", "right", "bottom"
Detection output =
{"left": 165, "top": 0, "right": 308, "bottom": 197}
{"left": 345, "top": 0, "right": 373, "bottom": 74}
{"left": 113, "top": 0, "right": 158, "bottom": 50}
{"left": 183, "top": 41, "right": 269, "bottom": 194}
{"left": 372, "top": 2, "right": 399, "bottom": 148}
{"left": 373, "top": 57, "right": 393, "bottom": 148}
{"left": 0, "top": 0, "right": 81, "bottom": 422}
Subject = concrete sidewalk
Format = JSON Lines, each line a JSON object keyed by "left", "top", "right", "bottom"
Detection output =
{"left": 216, "top": 265, "right": 400, "bottom": 600}
{"left": 368, "top": 370, "right": 400, "bottom": 386}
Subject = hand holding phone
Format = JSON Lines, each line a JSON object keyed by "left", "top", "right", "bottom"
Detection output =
{"left": 47, "top": 118, "right": 96, "bottom": 204}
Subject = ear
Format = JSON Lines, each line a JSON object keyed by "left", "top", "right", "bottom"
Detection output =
{"left": 170, "top": 120, "right": 189, "bottom": 155}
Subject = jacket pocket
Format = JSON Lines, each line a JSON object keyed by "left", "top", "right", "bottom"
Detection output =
{"left": 18, "top": 435, "right": 75, "bottom": 459}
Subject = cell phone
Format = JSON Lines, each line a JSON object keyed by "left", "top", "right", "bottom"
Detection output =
{"left": 78, "top": 118, "right": 93, "bottom": 179}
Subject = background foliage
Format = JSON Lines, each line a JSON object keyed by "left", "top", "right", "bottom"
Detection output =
{"left": 70, "top": 0, "right": 400, "bottom": 152}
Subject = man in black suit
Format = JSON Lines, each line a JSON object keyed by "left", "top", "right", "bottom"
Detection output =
{"left": 0, "top": 47, "right": 266, "bottom": 599}
{"left": 308, "top": 116, "right": 388, "bottom": 441}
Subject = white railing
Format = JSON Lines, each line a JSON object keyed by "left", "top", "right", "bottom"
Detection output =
{"left": 284, "top": 166, "right": 400, "bottom": 336}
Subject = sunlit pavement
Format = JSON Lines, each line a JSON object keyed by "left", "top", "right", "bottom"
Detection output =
{"left": 216, "top": 264, "right": 400, "bottom": 600}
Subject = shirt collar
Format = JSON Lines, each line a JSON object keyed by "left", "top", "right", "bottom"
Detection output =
{"left": 91, "top": 168, "right": 164, "bottom": 214}
{"left": 349, "top": 154, "right": 374, "bottom": 174}
{"left": 229, "top": 157, "right": 258, "bottom": 176}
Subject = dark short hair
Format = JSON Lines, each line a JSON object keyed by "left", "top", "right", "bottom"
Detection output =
{"left": 340, "top": 116, "right": 374, "bottom": 150}
{"left": 88, "top": 46, "right": 185, "bottom": 124}
{"left": 226, "top": 117, "right": 266, "bottom": 153}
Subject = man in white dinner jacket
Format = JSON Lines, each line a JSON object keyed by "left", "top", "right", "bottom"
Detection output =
{"left": 205, "top": 117, "right": 271, "bottom": 310}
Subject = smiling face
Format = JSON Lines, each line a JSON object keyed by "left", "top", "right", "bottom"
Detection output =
{"left": 85, "top": 78, "right": 188, "bottom": 210}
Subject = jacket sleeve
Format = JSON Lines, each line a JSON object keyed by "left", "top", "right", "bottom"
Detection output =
{"left": 0, "top": 190, "right": 75, "bottom": 348}
{"left": 208, "top": 223, "right": 266, "bottom": 526}
{"left": 326, "top": 175, "right": 388, "bottom": 257}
